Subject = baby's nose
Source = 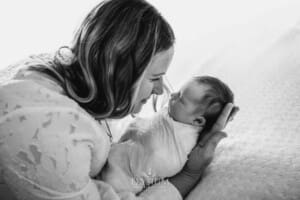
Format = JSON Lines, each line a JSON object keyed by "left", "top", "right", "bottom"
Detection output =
{"left": 170, "top": 92, "right": 180, "bottom": 100}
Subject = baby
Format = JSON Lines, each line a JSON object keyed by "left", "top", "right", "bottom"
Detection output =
{"left": 100, "top": 76, "right": 234, "bottom": 194}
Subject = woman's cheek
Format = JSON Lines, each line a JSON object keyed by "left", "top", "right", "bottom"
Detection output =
{"left": 144, "top": 80, "right": 154, "bottom": 97}
{"left": 138, "top": 80, "right": 152, "bottom": 101}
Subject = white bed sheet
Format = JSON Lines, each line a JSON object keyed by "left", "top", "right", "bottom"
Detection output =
{"left": 185, "top": 23, "right": 300, "bottom": 200}
{"left": 108, "top": 21, "right": 300, "bottom": 200}
{"left": 1, "top": 11, "right": 300, "bottom": 200}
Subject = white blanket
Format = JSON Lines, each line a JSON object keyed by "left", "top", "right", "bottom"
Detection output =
{"left": 185, "top": 23, "right": 300, "bottom": 200}
{"left": 106, "top": 18, "right": 300, "bottom": 200}
{"left": 101, "top": 108, "right": 199, "bottom": 194}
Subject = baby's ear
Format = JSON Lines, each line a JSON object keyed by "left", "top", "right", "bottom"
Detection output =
{"left": 193, "top": 116, "right": 206, "bottom": 127}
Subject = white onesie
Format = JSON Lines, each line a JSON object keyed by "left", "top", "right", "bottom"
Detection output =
{"left": 101, "top": 107, "right": 200, "bottom": 194}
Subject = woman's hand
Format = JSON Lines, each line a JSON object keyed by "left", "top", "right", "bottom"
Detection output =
{"left": 184, "top": 103, "right": 239, "bottom": 175}
{"left": 169, "top": 103, "right": 239, "bottom": 197}
{"left": 198, "top": 103, "right": 239, "bottom": 147}
{"left": 183, "top": 131, "right": 227, "bottom": 175}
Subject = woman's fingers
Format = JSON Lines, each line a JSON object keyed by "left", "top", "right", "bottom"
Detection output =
{"left": 228, "top": 106, "right": 240, "bottom": 122}
{"left": 205, "top": 131, "right": 227, "bottom": 149}
{"left": 212, "top": 103, "right": 234, "bottom": 132}
{"left": 198, "top": 103, "right": 234, "bottom": 146}
{"left": 197, "top": 131, "right": 227, "bottom": 164}
{"left": 199, "top": 129, "right": 227, "bottom": 147}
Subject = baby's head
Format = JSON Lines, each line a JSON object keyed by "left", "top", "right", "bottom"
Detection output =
{"left": 168, "top": 76, "right": 234, "bottom": 132}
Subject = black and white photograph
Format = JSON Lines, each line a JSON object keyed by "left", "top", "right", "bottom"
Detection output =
{"left": 0, "top": 0, "right": 300, "bottom": 199}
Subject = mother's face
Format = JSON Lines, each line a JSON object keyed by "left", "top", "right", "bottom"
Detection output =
{"left": 131, "top": 47, "right": 174, "bottom": 113}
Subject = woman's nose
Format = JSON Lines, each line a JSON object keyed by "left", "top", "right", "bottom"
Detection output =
{"left": 152, "top": 79, "right": 164, "bottom": 95}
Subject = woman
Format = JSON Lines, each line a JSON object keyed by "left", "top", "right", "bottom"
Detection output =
{"left": 0, "top": 0, "right": 237, "bottom": 199}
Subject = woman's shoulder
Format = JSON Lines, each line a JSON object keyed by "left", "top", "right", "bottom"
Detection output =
{"left": 0, "top": 53, "right": 55, "bottom": 84}
{"left": 0, "top": 78, "right": 110, "bottom": 148}
{"left": 0, "top": 53, "right": 80, "bottom": 115}
{"left": 1, "top": 53, "right": 71, "bottom": 109}
{"left": 0, "top": 81, "right": 112, "bottom": 183}
{"left": 0, "top": 53, "right": 111, "bottom": 150}
{"left": 0, "top": 78, "right": 106, "bottom": 134}
{"left": 0, "top": 78, "right": 74, "bottom": 111}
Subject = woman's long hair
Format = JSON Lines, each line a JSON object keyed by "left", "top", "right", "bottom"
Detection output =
{"left": 31, "top": 0, "right": 175, "bottom": 119}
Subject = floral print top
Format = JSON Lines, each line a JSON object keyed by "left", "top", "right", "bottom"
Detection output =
{"left": 0, "top": 54, "right": 182, "bottom": 200}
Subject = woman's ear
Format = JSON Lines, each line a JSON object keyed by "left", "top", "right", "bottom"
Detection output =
{"left": 193, "top": 116, "right": 206, "bottom": 127}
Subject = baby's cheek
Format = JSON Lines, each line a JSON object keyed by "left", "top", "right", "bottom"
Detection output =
{"left": 182, "top": 105, "right": 197, "bottom": 123}
{"left": 173, "top": 104, "right": 187, "bottom": 121}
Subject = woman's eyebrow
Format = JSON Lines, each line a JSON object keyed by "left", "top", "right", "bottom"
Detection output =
{"left": 151, "top": 72, "right": 165, "bottom": 77}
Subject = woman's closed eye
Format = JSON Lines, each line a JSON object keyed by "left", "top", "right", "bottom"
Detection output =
{"left": 150, "top": 77, "right": 162, "bottom": 82}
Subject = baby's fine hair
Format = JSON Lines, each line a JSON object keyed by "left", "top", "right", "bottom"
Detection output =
{"left": 193, "top": 76, "right": 234, "bottom": 136}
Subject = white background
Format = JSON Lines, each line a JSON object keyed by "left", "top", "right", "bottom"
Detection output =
{"left": 1, "top": 0, "right": 300, "bottom": 88}
{"left": 1, "top": 1, "right": 300, "bottom": 198}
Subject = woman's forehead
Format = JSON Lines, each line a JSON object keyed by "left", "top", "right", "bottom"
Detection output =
{"left": 146, "top": 47, "right": 174, "bottom": 76}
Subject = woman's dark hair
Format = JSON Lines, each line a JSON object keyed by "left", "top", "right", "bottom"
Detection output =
{"left": 30, "top": 0, "right": 175, "bottom": 119}
{"left": 194, "top": 76, "right": 234, "bottom": 139}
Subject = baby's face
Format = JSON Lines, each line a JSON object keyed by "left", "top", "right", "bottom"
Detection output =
{"left": 168, "top": 80, "right": 210, "bottom": 125}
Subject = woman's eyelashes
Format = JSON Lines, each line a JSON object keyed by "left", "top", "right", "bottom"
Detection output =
{"left": 150, "top": 76, "right": 162, "bottom": 82}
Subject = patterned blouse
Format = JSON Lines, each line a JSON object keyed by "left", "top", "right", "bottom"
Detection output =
{"left": 0, "top": 54, "right": 182, "bottom": 200}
